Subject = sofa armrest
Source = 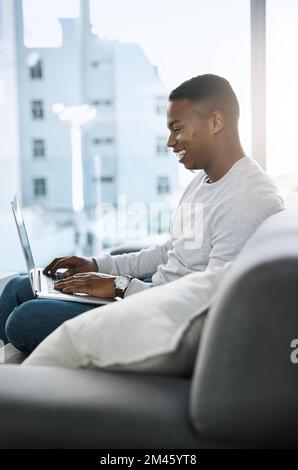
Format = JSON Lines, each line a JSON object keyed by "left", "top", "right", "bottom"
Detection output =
{"left": 190, "top": 258, "right": 298, "bottom": 449}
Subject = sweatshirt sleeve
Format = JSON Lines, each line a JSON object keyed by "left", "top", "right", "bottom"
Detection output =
{"left": 94, "top": 239, "right": 172, "bottom": 279}
{"left": 207, "top": 192, "right": 284, "bottom": 269}
{"left": 124, "top": 278, "right": 153, "bottom": 297}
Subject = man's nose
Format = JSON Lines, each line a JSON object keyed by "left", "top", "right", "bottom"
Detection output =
{"left": 167, "top": 133, "right": 176, "bottom": 148}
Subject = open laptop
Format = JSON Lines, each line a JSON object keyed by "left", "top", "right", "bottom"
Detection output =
{"left": 11, "top": 195, "right": 116, "bottom": 305}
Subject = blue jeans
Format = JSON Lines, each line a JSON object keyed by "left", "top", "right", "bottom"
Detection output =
{"left": 0, "top": 276, "right": 96, "bottom": 355}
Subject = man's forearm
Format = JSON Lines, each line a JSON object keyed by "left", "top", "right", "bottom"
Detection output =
{"left": 94, "top": 240, "right": 171, "bottom": 278}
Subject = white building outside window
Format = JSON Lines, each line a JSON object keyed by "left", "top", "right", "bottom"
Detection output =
{"left": 33, "top": 139, "right": 45, "bottom": 157}
{"left": 29, "top": 59, "right": 43, "bottom": 80}
{"left": 157, "top": 176, "right": 170, "bottom": 195}
{"left": 31, "top": 100, "right": 44, "bottom": 120}
{"left": 33, "top": 178, "right": 47, "bottom": 197}
{"left": 156, "top": 136, "right": 168, "bottom": 156}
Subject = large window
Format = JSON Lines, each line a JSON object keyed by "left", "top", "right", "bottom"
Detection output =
{"left": 0, "top": 0, "right": 252, "bottom": 269}
{"left": 90, "top": 0, "right": 251, "bottom": 188}
{"left": 267, "top": 0, "right": 298, "bottom": 194}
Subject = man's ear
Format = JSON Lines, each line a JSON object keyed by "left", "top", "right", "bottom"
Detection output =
{"left": 209, "top": 111, "right": 224, "bottom": 135}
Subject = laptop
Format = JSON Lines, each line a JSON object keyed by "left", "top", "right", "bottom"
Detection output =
{"left": 11, "top": 195, "right": 116, "bottom": 305}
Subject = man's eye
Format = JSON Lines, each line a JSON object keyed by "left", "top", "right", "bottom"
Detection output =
{"left": 173, "top": 128, "right": 181, "bottom": 133}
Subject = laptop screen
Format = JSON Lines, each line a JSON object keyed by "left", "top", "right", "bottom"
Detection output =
{"left": 11, "top": 195, "right": 35, "bottom": 271}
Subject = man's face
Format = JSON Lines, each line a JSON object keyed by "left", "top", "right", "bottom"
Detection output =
{"left": 167, "top": 98, "right": 214, "bottom": 170}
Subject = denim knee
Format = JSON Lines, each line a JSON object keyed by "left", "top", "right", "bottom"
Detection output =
{"left": 3, "top": 276, "right": 29, "bottom": 297}
{"left": 5, "top": 301, "right": 36, "bottom": 354}
{"left": 0, "top": 276, "right": 30, "bottom": 344}
{"left": 1, "top": 277, "right": 20, "bottom": 308}
{"left": 0, "top": 276, "right": 33, "bottom": 313}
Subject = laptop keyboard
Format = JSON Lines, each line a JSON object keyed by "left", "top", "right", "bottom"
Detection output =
{"left": 46, "top": 276, "right": 60, "bottom": 294}
{"left": 47, "top": 277, "right": 54, "bottom": 293}
{"left": 39, "top": 270, "right": 82, "bottom": 296}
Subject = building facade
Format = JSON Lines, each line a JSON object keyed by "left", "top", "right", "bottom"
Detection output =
{"left": 0, "top": 0, "right": 20, "bottom": 212}
{"left": 14, "top": 0, "right": 178, "bottom": 215}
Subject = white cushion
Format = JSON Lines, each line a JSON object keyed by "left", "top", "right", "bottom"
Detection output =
{"left": 23, "top": 263, "right": 232, "bottom": 375}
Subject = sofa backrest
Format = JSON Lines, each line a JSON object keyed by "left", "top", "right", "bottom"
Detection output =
{"left": 189, "top": 204, "right": 298, "bottom": 448}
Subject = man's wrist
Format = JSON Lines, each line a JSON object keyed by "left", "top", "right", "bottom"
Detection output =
{"left": 114, "top": 275, "right": 132, "bottom": 299}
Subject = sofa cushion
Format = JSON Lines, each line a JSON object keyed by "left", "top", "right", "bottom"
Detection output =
{"left": 23, "top": 263, "right": 231, "bottom": 375}
{"left": 0, "top": 365, "right": 200, "bottom": 449}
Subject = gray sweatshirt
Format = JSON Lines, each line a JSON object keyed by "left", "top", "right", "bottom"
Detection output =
{"left": 95, "top": 156, "right": 284, "bottom": 296}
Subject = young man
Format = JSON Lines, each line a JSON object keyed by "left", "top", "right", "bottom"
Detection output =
{"left": 0, "top": 74, "right": 284, "bottom": 354}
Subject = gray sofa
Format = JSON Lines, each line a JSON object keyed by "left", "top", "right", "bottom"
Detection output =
{"left": 1, "top": 203, "right": 298, "bottom": 449}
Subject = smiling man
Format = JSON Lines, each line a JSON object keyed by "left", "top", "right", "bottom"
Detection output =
{"left": 167, "top": 75, "right": 244, "bottom": 178}
{"left": 0, "top": 74, "right": 284, "bottom": 355}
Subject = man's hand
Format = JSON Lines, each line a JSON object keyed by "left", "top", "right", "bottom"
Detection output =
{"left": 43, "top": 256, "right": 98, "bottom": 278}
{"left": 54, "top": 272, "right": 116, "bottom": 299}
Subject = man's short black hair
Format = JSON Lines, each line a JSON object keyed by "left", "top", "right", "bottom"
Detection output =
{"left": 169, "top": 74, "right": 240, "bottom": 125}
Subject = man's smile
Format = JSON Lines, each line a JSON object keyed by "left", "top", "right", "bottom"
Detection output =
{"left": 174, "top": 148, "right": 186, "bottom": 161}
